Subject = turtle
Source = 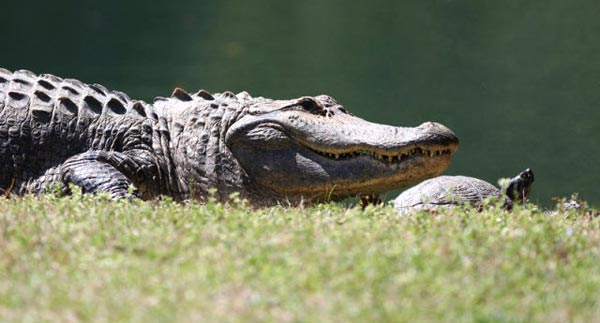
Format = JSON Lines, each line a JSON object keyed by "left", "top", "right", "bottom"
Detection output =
{"left": 393, "top": 168, "right": 534, "bottom": 213}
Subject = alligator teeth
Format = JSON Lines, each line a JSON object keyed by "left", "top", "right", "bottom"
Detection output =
{"left": 313, "top": 146, "right": 452, "bottom": 162}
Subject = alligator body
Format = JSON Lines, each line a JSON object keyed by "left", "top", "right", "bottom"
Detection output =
{"left": 0, "top": 68, "right": 458, "bottom": 205}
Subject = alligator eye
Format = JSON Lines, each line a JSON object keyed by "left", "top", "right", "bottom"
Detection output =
{"left": 297, "top": 97, "right": 327, "bottom": 116}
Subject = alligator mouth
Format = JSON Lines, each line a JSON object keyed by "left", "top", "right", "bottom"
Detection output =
{"left": 283, "top": 142, "right": 458, "bottom": 199}
{"left": 308, "top": 146, "right": 455, "bottom": 163}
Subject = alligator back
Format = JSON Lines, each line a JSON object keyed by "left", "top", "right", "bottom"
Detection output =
{"left": 0, "top": 68, "right": 147, "bottom": 193}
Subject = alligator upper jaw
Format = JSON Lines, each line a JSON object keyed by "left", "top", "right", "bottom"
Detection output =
{"left": 288, "top": 119, "right": 459, "bottom": 183}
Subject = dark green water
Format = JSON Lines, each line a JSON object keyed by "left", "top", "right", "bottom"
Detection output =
{"left": 3, "top": 1, "right": 599, "bottom": 206}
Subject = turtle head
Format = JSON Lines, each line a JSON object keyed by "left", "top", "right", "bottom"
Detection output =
{"left": 505, "top": 168, "right": 535, "bottom": 203}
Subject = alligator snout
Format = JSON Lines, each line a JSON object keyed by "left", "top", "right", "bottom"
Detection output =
{"left": 417, "top": 122, "right": 459, "bottom": 148}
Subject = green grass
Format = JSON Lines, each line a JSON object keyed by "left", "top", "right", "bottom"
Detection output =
{"left": 1, "top": 194, "right": 599, "bottom": 323}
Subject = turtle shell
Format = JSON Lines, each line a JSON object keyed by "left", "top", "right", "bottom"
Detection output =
{"left": 394, "top": 175, "right": 500, "bottom": 212}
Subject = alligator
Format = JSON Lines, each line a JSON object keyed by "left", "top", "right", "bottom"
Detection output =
{"left": 0, "top": 68, "right": 458, "bottom": 205}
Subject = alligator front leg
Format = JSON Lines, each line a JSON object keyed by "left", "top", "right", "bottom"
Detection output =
{"left": 12, "top": 150, "right": 170, "bottom": 200}
{"left": 16, "top": 150, "right": 167, "bottom": 199}
{"left": 60, "top": 150, "right": 172, "bottom": 199}
{"left": 60, "top": 151, "right": 136, "bottom": 198}
{"left": 11, "top": 152, "right": 135, "bottom": 198}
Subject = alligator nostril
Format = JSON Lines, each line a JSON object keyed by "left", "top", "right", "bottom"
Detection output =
{"left": 419, "top": 122, "right": 458, "bottom": 144}
{"left": 418, "top": 121, "right": 436, "bottom": 129}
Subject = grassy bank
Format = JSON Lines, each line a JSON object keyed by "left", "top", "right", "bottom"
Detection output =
{"left": 1, "top": 194, "right": 599, "bottom": 322}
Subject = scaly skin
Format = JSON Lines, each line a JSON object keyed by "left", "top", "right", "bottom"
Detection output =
{"left": 0, "top": 68, "right": 458, "bottom": 205}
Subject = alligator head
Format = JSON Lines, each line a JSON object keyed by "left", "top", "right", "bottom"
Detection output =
{"left": 224, "top": 94, "right": 458, "bottom": 203}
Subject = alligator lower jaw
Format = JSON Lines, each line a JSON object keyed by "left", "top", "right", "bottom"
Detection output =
{"left": 276, "top": 152, "right": 455, "bottom": 201}
{"left": 260, "top": 144, "right": 456, "bottom": 199}
{"left": 299, "top": 142, "right": 458, "bottom": 197}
